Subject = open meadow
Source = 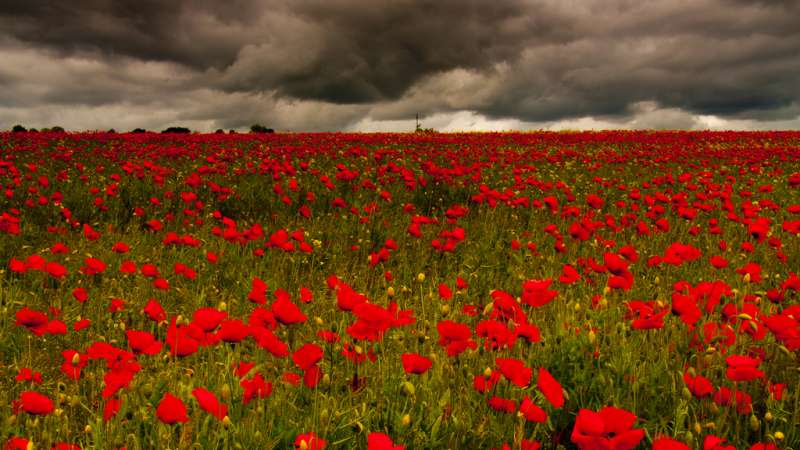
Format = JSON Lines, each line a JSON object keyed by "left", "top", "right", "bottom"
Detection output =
{"left": 1, "top": 130, "right": 799, "bottom": 449}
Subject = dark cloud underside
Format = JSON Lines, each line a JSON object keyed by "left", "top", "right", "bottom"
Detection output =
{"left": 0, "top": 0, "right": 798, "bottom": 130}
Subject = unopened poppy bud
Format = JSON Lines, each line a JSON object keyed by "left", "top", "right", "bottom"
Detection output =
{"left": 774, "top": 431, "right": 784, "bottom": 441}
{"left": 314, "top": 316, "right": 324, "bottom": 326}
{"left": 749, "top": 415, "right": 760, "bottom": 431}
{"left": 354, "top": 345, "right": 363, "bottom": 355}
{"left": 218, "top": 302, "right": 227, "bottom": 312}
{"left": 693, "top": 422, "right": 702, "bottom": 435}
{"left": 319, "top": 408, "right": 329, "bottom": 423}
{"left": 387, "top": 286, "right": 395, "bottom": 297}
{"left": 743, "top": 273, "right": 751, "bottom": 282}
{"left": 573, "top": 302, "right": 581, "bottom": 312}
{"left": 85, "top": 424, "right": 92, "bottom": 433}
{"left": 704, "top": 421, "right": 716, "bottom": 430}
{"left": 298, "top": 440, "right": 308, "bottom": 450}
{"left": 222, "top": 416, "right": 232, "bottom": 427}
{"left": 440, "top": 304, "right": 450, "bottom": 315}
{"left": 681, "top": 387, "right": 692, "bottom": 400}
{"left": 417, "top": 273, "right": 425, "bottom": 282}
{"left": 483, "top": 367, "right": 492, "bottom": 377}
{"left": 26, "top": 441, "right": 33, "bottom": 450}
{"left": 72, "top": 353, "right": 81, "bottom": 365}
{"left": 764, "top": 411, "right": 773, "bottom": 422}
{"left": 220, "top": 384, "right": 231, "bottom": 401}
{"left": 737, "top": 313, "right": 753, "bottom": 321}
{"left": 401, "top": 381, "right": 415, "bottom": 396}
{"left": 322, "top": 374, "right": 331, "bottom": 386}
{"left": 401, "top": 414, "right": 411, "bottom": 426}
{"left": 119, "top": 321, "right": 126, "bottom": 331}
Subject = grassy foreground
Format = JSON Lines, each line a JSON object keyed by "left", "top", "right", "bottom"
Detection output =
{"left": 0, "top": 131, "right": 799, "bottom": 449}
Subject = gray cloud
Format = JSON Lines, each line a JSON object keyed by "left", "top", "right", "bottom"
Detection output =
{"left": 0, "top": 0, "right": 798, "bottom": 131}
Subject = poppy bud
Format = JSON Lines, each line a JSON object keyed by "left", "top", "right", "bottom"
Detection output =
{"left": 749, "top": 415, "right": 760, "bottom": 431}
{"left": 484, "top": 367, "right": 492, "bottom": 377}
{"left": 765, "top": 411, "right": 773, "bottom": 422}
{"left": 573, "top": 302, "right": 581, "bottom": 312}
{"left": 85, "top": 424, "right": 92, "bottom": 433}
{"left": 774, "top": 431, "right": 785, "bottom": 441}
{"left": 219, "top": 384, "right": 231, "bottom": 401}
{"left": 26, "top": 441, "right": 33, "bottom": 450}
{"left": 319, "top": 408, "right": 329, "bottom": 423}
{"left": 387, "top": 287, "right": 395, "bottom": 297}
{"left": 417, "top": 273, "right": 425, "bottom": 282}
{"left": 72, "top": 353, "right": 81, "bottom": 365}
{"left": 322, "top": 374, "right": 330, "bottom": 386}
{"left": 218, "top": 302, "right": 227, "bottom": 312}
{"left": 587, "top": 331, "right": 596, "bottom": 344}
{"left": 222, "top": 416, "right": 232, "bottom": 427}
{"left": 314, "top": 317, "right": 324, "bottom": 326}
{"left": 401, "top": 414, "right": 411, "bottom": 426}
{"left": 681, "top": 387, "right": 692, "bottom": 400}
{"left": 401, "top": 381, "right": 415, "bottom": 396}
{"left": 440, "top": 304, "right": 450, "bottom": 315}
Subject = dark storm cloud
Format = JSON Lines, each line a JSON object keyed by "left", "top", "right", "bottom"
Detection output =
{"left": 0, "top": 0, "right": 798, "bottom": 130}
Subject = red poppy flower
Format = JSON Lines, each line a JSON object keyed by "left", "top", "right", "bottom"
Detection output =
{"left": 156, "top": 392, "right": 188, "bottom": 424}
{"left": 240, "top": 372, "right": 273, "bottom": 405}
{"left": 192, "top": 387, "right": 228, "bottom": 420}
{"left": 571, "top": 406, "right": 644, "bottom": 450}
{"left": 143, "top": 299, "right": 167, "bottom": 323}
{"left": 104, "top": 398, "right": 121, "bottom": 422}
{"left": 724, "top": 355, "right": 764, "bottom": 382}
{"left": 519, "top": 396, "right": 547, "bottom": 423}
{"left": 126, "top": 330, "right": 162, "bottom": 355}
{"left": 14, "top": 391, "right": 54, "bottom": 415}
{"left": 293, "top": 343, "right": 324, "bottom": 371}
{"left": 272, "top": 296, "right": 307, "bottom": 325}
{"left": 367, "top": 432, "right": 404, "bottom": 450}
{"left": 537, "top": 368, "right": 565, "bottom": 408}
{"left": 192, "top": 307, "right": 228, "bottom": 332}
{"left": 653, "top": 437, "right": 691, "bottom": 450}
{"left": 401, "top": 353, "right": 432, "bottom": 375}
{"left": 294, "top": 432, "right": 326, "bottom": 450}
{"left": 495, "top": 358, "right": 532, "bottom": 387}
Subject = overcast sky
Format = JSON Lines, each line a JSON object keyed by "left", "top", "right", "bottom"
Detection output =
{"left": 1, "top": 0, "right": 799, "bottom": 132}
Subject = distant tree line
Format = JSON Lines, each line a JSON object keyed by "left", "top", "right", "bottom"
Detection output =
{"left": 7, "top": 124, "right": 277, "bottom": 134}
{"left": 10, "top": 125, "right": 65, "bottom": 133}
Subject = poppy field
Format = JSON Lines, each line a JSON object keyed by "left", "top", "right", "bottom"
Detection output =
{"left": 1, "top": 130, "right": 799, "bottom": 450}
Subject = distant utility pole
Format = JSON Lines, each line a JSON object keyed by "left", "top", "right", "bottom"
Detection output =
{"left": 415, "top": 113, "right": 420, "bottom": 131}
